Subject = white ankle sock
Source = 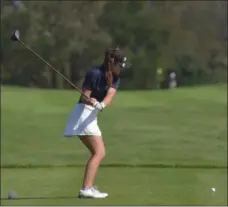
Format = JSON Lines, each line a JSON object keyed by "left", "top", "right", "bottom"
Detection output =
{"left": 82, "top": 187, "right": 91, "bottom": 191}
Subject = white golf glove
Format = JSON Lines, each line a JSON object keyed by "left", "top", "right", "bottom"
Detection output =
{"left": 93, "top": 101, "right": 106, "bottom": 111}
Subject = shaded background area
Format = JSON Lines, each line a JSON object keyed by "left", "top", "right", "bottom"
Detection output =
{"left": 1, "top": 1, "right": 227, "bottom": 90}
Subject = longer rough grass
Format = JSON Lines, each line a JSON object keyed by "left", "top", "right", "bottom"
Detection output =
{"left": 1, "top": 85, "right": 227, "bottom": 205}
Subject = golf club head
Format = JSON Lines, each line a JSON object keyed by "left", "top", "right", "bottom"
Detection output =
{"left": 11, "top": 30, "right": 20, "bottom": 41}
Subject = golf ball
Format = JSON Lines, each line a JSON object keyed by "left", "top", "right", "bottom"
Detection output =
{"left": 211, "top": 187, "right": 216, "bottom": 192}
{"left": 7, "top": 191, "right": 17, "bottom": 200}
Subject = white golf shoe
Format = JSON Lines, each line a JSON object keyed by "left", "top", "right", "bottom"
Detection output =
{"left": 78, "top": 186, "right": 108, "bottom": 199}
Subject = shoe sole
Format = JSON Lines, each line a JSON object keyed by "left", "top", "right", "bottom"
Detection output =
{"left": 78, "top": 194, "right": 108, "bottom": 199}
{"left": 78, "top": 195, "right": 93, "bottom": 199}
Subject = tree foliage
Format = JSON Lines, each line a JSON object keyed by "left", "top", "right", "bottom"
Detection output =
{"left": 1, "top": 1, "right": 227, "bottom": 89}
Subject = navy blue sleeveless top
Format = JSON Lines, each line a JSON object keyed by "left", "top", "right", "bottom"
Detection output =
{"left": 79, "top": 65, "right": 120, "bottom": 103}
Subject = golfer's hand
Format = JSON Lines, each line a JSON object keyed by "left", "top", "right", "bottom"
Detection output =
{"left": 93, "top": 100, "right": 106, "bottom": 111}
{"left": 82, "top": 96, "right": 96, "bottom": 106}
{"left": 89, "top": 98, "right": 98, "bottom": 106}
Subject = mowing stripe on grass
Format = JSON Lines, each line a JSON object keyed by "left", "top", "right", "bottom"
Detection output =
{"left": 1, "top": 163, "right": 227, "bottom": 169}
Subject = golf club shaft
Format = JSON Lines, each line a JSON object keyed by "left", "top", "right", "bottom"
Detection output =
{"left": 17, "top": 39, "right": 89, "bottom": 99}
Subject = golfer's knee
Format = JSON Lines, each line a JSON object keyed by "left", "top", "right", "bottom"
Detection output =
{"left": 93, "top": 149, "right": 105, "bottom": 160}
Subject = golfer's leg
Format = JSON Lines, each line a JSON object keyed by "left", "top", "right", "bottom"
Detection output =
{"left": 79, "top": 135, "right": 105, "bottom": 189}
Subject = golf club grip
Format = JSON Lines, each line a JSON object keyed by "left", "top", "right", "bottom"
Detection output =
{"left": 17, "top": 39, "right": 89, "bottom": 100}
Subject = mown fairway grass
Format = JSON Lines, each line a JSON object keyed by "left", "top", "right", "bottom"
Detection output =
{"left": 1, "top": 85, "right": 227, "bottom": 205}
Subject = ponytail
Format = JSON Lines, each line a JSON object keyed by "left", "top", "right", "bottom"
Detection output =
{"left": 103, "top": 47, "right": 122, "bottom": 87}
{"left": 104, "top": 49, "right": 114, "bottom": 87}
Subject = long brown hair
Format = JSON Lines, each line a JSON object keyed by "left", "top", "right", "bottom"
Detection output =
{"left": 104, "top": 48, "right": 114, "bottom": 87}
{"left": 103, "top": 48, "right": 122, "bottom": 87}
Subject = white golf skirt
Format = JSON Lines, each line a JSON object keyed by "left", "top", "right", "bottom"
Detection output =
{"left": 64, "top": 103, "right": 101, "bottom": 137}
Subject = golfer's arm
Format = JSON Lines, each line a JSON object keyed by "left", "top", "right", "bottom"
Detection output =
{"left": 102, "top": 88, "right": 117, "bottom": 106}
{"left": 81, "top": 89, "right": 92, "bottom": 105}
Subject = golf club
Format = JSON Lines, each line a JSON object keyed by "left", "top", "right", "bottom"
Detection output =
{"left": 10, "top": 30, "right": 89, "bottom": 100}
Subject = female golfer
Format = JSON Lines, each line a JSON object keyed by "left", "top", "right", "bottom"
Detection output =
{"left": 64, "top": 47, "right": 127, "bottom": 199}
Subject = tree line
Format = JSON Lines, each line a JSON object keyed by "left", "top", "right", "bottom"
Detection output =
{"left": 1, "top": 1, "right": 227, "bottom": 90}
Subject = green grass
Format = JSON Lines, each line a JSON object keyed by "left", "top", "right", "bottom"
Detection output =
{"left": 1, "top": 168, "right": 227, "bottom": 205}
{"left": 1, "top": 84, "right": 227, "bottom": 205}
